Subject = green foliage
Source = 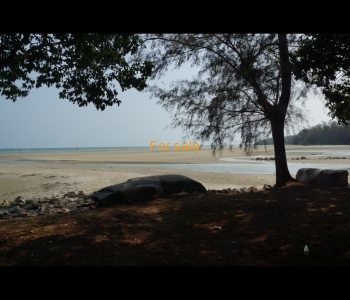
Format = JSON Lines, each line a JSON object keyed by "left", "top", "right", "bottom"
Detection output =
{"left": 137, "top": 34, "right": 310, "bottom": 154}
{"left": 291, "top": 34, "right": 350, "bottom": 124}
{"left": 263, "top": 121, "right": 350, "bottom": 145}
{"left": 0, "top": 34, "right": 154, "bottom": 110}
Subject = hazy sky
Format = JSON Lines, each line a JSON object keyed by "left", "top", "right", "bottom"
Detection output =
{"left": 0, "top": 67, "right": 333, "bottom": 149}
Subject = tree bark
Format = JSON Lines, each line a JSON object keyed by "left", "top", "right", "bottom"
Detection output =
{"left": 267, "top": 34, "right": 296, "bottom": 187}
{"left": 270, "top": 115, "right": 295, "bottom": 187}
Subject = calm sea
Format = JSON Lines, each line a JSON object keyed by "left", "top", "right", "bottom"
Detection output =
{"left": 0, "top": 146, "right": 150, "bottom": 153}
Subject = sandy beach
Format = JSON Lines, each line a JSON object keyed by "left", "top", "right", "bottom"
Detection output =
{"left": 0, "top": 145, "right": 349, "bottom": 204}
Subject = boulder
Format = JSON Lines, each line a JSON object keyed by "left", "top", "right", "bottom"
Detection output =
{"left": 13, "top": 196, "right": 24, "bottom": 203}
{"left": 91, "top": 174, "right": 207, "bottom": 206}
{"left": 248, "top": 186, "right": 259, "bottom": 192}
{"left": 296, "top": 168, "right": 349, "bottom": 187}
{"left": 263, "top": 184, "right": 273, "bottom": 190}
{"left": 9, "top": 206, "right": 22, "bottom": 214}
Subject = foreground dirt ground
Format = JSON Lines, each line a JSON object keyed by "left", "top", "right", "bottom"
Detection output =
{"left": 1, "top": 182, "right": 350, "bottom": 266}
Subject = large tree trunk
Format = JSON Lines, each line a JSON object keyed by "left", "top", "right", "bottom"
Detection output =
{"left": 267, "top": 34, "right": 296, "bottom": 187}
{"left": 270, "top": 116, "right": 295, "bottom": 187}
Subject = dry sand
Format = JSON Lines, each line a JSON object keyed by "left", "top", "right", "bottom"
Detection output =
{"left": 0, "top": 145, "right": 349, "bottom": 204}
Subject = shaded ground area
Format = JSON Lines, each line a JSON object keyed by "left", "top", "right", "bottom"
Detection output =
{"left": 1, "top": 182, "right": 350, "bottom": 266}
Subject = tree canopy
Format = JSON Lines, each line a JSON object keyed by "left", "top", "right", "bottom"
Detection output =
{"left": 291, "top": 34, "right": 350, "bottom": 124}
{"left": 136, "top": 34, "right": 313, "bottom": 186}
{"left": 0, "top": 34, "right": 154, "bottom": 110}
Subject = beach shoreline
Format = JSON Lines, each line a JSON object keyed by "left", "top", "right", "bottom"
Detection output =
{"left": 0, "top": 145, "right": 349, "bottom": 204}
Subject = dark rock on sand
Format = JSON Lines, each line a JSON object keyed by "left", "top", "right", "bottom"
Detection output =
{"left": 91, "top": 174, "right": 207, "bottom": 206}
{"left": 296, "top": 168, "right": 349, "bottom": 187}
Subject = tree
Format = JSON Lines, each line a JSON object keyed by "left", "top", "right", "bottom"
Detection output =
{"left": 291, "top": 34, "right": 350, "bottom": 125}
{"left": 0, "top": 34, "right": 154, "bottom": 110}
{"left": 136, "top": 34, "right": 311, "bottom": 187}
{"left": 283, "top": 120, "right": 350, "bottom": 145}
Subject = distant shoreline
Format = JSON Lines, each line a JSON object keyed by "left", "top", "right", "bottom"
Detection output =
{"left": 0, "top": 145, "right": 215, "bottom": 152}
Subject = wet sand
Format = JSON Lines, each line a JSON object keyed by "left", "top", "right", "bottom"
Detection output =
{"left": 0, "top": 145, "right": 349, "bottom": 204}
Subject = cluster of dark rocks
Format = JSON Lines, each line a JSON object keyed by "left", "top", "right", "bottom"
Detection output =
{"left": 252, "top": 156, "right": 350, "bottom": 161}
{"left": 252, "top": 157, "right": 275, "bottom": 161}
{"left": 291, "top": 156, "right": 350, "bottom": 160}
{"left": 316, "top": 156, "right": 349, "bottom": 160}
{"left": 0, "top": 191, "right": 96, "bottom": 220}
{"left": 290, "top": 156, "right": 307, "bottom": 160}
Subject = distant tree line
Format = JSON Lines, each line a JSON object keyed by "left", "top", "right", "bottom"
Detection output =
{"left": 262, "top": 121, "right": 350, "bottom": 145}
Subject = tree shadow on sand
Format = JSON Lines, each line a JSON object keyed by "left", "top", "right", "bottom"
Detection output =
{"left": 1, "top": 182, "right": 350, "bottom": 266}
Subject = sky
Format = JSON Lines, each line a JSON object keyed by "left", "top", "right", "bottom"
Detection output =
{"left": 0, "top": 67, "right": 333, "bottom": 149}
